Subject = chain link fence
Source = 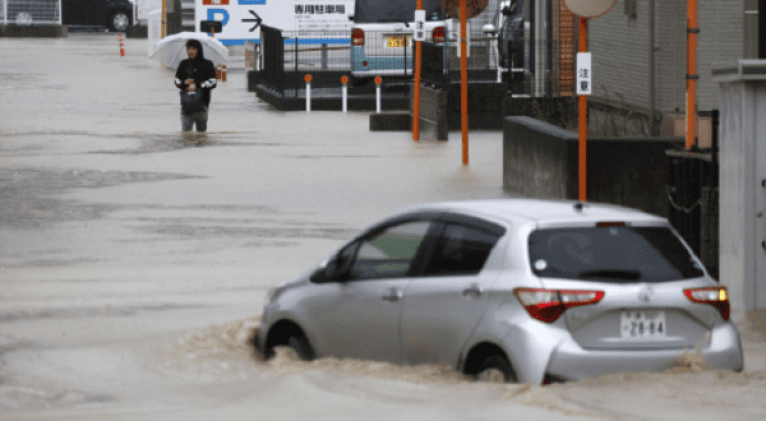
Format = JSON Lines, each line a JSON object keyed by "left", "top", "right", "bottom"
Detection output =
{"left": 1, "top": 0, "right": 61, "bottom": 25}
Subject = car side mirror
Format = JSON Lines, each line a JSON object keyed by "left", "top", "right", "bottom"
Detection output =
{"left": 310, "top": 255, "right": 350, "bottom": 283}
{"left": 348, "top": 14, "right": 354, "bottom": 21}
{"left": 310, "top": 266, "right": 328, "bottom": 283}
{"left": 502, "top": 6, "right": 511, "bottom": 15}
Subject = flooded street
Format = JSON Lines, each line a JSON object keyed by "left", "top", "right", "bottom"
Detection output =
{"left": 1, "top": 34, "right": 765, "bottom": 420}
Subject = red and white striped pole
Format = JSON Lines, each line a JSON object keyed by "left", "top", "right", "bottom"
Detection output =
{"left": 119, "top": 32, "right": 125, "bottom": 57}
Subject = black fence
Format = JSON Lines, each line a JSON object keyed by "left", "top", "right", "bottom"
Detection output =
{"left": 423, "top": 39, "right": 574, "bottom": 97}
{"left": 261, "top": 25, "right": 286, "bottom": 93}
{"left": 260, "top": 26, "right": 353, "bottom": 98}
{"left": 261, "top": 25, "right": 574, "bottom": 97}
{"left": 665, "top": 110, "right": 720, "bottom": 278}
{"left": 258, "top": 26, "right": 574, "bottom": 98}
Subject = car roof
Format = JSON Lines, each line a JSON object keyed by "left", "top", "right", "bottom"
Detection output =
{"left": 403, "top": 198, "right": 667, "bottom": 226}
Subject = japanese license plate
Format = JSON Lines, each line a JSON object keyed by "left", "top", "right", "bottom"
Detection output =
{"left": 620, "top": 310, "right": 666, "bottom": 339}
{"left": 387, "top": 36, "right": 408, "bottom": 48}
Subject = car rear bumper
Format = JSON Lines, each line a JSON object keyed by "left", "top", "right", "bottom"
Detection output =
{"left": 545, "top": 321, "right": 744, "bottom": 381}
{"left": 351, "top": 47, "right": 413, "bottom": 78}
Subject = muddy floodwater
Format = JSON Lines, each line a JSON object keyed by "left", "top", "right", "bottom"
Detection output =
{"left": 1, "top": 34, "right": 766, "bottom": 421}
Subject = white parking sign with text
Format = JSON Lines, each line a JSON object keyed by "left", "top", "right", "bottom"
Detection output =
{"left": 195, "top": 0, "right": 355, "bottom": 45}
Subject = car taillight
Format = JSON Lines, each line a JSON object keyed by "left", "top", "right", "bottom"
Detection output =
{"left": 596, "top": 222, "right": 626, "bottom": 227}
{"left": 684, "top": 287, "right": 730, "bottom": 321}
{"left": 514, "top": 288, "right": 605, "bottom": 323}
{"left": 352, "top": 28, "right": 365, "bottom": 46}
{"left": 432, "top": 26, "right": 445, "bottom": 43}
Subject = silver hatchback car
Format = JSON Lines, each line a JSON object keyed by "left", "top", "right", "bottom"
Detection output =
{"left": 255, "top": 199, "right": 744, "bottom": 384}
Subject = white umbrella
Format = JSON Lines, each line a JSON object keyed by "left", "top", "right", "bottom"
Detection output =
{"left": 150, "top": 31, "right": 229, "bottom": 70}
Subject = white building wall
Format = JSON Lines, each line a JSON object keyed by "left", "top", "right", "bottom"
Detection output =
{"left": 655, "top": 0, "right": 686, "bottom": 114}
{"left": 698, "top": 1, "right": 744, "bottom": 111}
{"left": 588, "top": 0, "right": 650, "bottom": 110}
{"left": 586, "top": 0, "right": 745, "bottom": 116}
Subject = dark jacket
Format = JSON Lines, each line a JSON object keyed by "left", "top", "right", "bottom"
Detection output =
{"left": 174, "top": 41, "right": 217, "bottom": 107}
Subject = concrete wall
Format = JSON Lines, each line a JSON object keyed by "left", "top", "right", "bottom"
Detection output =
{"left": 446, "top": 82, "right": 506, "bottom": 130}
{"left": 0, "top": 25, "right": 67, "bottom": 37}
{"left": 415, "top": 85, "right": 448, "bottom": 141}
{"left": 714, "top": 62, "right": 766, "bottom": 321}
{"left": 503, "top": 116, "right": 682, "bottom": 216}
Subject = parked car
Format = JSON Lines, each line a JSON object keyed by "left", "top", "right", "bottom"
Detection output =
{"left": 6, "top": 0, "right": 132, "bottom": 30}
{"left": 254, "top": 199, "right": 744, "bottom": 384}
{"left": 349, "top": 0, "right": 448, "bottom": 85}
{"left": 62, "top": 0, "right": 134, "bottom": 32}
{"left": 6, "top": 0, "right": 59, "bottom": 25}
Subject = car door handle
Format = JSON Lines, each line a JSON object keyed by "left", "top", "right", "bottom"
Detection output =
{"left": 382, "top": 289, "right": 403, "bottom": 302}
{"left": 462, "top": 284, "right": 482, "bottom": 297}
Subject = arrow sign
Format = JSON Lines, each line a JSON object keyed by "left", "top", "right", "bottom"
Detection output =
{"left": 243, "top": 10, "right": 262, "bottom": 32}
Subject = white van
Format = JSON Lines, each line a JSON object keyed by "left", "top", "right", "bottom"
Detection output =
{"left": 350, "top": 0, "right": 448, "bottom": 85}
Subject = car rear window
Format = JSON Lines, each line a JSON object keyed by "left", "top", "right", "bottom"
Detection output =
{"left": 528, "top": 226, "right": 705, "bottom": 282}
{"left": 354, "top": 0, "right": 446, "bottom": 23}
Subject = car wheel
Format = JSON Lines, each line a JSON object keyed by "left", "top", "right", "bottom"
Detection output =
{"left": 475, "top": 355, "right": 515, "bottom": 383}
{"left": 286, "top": 333, "right": 315, "bottom": 361}
{"left": 110, "top": 12, "right": 130, "bottom": 32}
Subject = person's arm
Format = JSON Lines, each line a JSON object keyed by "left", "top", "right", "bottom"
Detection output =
{"left": 200, "top": 61, "right": 217, "bottom": 90}
{"left": 174, "top": 61, "right": 188, "bottom": 89}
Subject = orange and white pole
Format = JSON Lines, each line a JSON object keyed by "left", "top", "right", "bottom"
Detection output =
{"left": 119, "top": 32, "right": 125, "bottom": 57}
{"left": 460, "top": 0, "right": 468, "bottom": 165}
{"left": 161, "top": 0, "right": 166, "bottom": 38}
{"left": 375, "top": 76, "right": 382, "bottom": 113}
{"left": 686, "top": 0, "right": 698, "bottom": 150}
{"left": 305, "top": 74, "right": 313, "bottom": 112}
{"left": 222, "top": 64, "right": 227, "bottom": 82}
{"left": 217, "top": 64, "right": 222, "bottom": 80}
{"left": 341, "top": 75, "right": 349, "bottom": 113}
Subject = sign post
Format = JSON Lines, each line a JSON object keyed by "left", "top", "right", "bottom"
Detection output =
{"left": 439, "top": 0, "right": 488, "bottom": 165}
{"left": 161, "top": 0, "right": 166, "bottom": 38}
{"left": 413, "top": 4, "right": 424, "bottom": 141}
{"left": 686, "top": 0, "right": 698, "bottom": 150}
{"left": 577, "top": 19, "right": 588, "bottom": 202}
{"left": 562, "top": 0, "right": 616, "bottom": 201}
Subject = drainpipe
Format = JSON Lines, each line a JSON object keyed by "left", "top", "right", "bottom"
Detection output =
{"left": 649, "top": 0, "right": 656, "bottom": 135}
{"left": 686, "top": 0, "right": 698, "bottom": 149}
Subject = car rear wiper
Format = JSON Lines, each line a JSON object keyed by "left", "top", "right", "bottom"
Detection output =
{"left": 577, "top": 269, "right": 641, "bottom": 280}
